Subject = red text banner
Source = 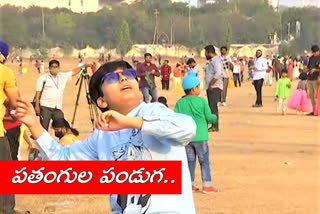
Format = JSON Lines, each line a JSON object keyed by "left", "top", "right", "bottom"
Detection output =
{"left": 0, "top": 161, "right": 181, "bottom": 194}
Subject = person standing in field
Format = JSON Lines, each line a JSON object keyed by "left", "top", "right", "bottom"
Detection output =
{"left": 0, "top": 39, "right": 30, "bottom": 214}
{"left": 136, "top": 53, "right": 160, "bottom": 103}
{"left": 160, "top": 60, "right": 171, "bottom": 91}
{"left": 220, "top": 46, "right": 233, "bottom": 106}
{"left": 204, "top": 45, "right": 223, "bottom": 132}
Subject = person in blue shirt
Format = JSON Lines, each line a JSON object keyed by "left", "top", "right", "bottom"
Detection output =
{"left": 16, "top": 60, "right": 197, "bottom": 214}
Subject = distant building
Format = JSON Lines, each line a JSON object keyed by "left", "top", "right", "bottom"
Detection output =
{"left": 197, "top": 0, "right": 230, "bottom": 8}
{"left": 0, "top": 0, "right": 100, "bottom": 13}
{"left": 171, "top": 0, "right": 197, "bottom": 7}
{"left": 302, "top": 0, "right": 320, "bottom": 7}
{"left": 205, "top": 0, "right": 216, "bottom": 4}
{"left": 269, "top": 0, "right": 279, "bottom": 9}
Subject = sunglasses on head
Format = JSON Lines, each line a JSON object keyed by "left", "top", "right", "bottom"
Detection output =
{"left": 101, "top": 68, "right": 137, "bottom": 84}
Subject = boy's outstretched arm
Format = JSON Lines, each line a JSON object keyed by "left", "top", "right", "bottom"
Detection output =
{"left": 97, "top": 106, "right": 196, "bottom": 146}
{"left": 16, "top": 100, "right": 98, "bottom": 160}
{"left": 141, "top": 104, "right": 196, "bottom": 146}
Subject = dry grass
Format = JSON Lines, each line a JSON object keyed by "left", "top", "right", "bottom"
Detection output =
{"left": 6, "top": 57, "right": 320, "bottom": 214}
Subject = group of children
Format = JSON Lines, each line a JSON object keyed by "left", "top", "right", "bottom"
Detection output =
{"left": 275, "top": 69, "right": 320, "bottom": 115}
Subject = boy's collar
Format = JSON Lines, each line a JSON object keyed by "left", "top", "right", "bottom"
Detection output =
{"left": 126, "top": 101, "right": 145, "bottom": 117}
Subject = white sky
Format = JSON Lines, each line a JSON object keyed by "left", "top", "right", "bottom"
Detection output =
{"left": 186, "top": 0, "right": 318, "bottom": 7}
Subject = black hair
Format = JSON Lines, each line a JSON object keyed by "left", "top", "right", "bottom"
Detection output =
{"left": 187, "top": 58, "right": 196, "bottom": 65}
{"left": 299, "top": 72, "right": 308, "bottom": 81}
{"left": 49, "top": 59, "right": 60, "bottom": 68}
{"left": 281, "top": 69, "right": 288, "bottom": 74}
{"left": 220, "top": 46, "right": 228, "bottom": 52}
{"left": 311, "top": 45, "right": 319, "bottom": 53}
{"left": 164, "top": 59, "right": 169, "bottom": 63}
{"left": 157, "top": 96, "right": 168, "bottom": 107}
{"left": 204, "top": 45, "right": 216, "bottom": 54}
{"left": 144, "top": 53, "right": 152, "bottom": 58}
{"left": 52, "top": 118, "right": 79, "bottom": 136}
{"left": 89, "top": 60, "right": 133, "bottom": 112}
{"left": 184, "top": 89, "right": 192, "bottom": 95}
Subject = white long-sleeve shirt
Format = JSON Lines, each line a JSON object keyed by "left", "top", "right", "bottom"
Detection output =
{"left": 36, "top": 102, "right": 197, "bottom": 214}
{"left": 253, "top": 57, "right": 268, "bottom": 81}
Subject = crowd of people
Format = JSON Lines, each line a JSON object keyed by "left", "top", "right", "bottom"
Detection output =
{"left": 0, "top": 37, "right": 320, "bottom": 214}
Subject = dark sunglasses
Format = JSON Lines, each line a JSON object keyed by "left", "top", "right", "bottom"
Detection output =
{"left": 101, "top": 68, "right": 137, "bottom": 84}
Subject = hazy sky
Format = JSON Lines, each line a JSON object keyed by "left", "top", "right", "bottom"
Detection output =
{"left": 281, "top": 0, "right": 304, "bottom": 6}
{"left": 186, "top": 0, "right": 317, "bottom": 7}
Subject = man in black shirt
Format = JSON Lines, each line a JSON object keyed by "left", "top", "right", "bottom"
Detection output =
{"left": 307, "top": 45, "right": 320, "bottom": 115}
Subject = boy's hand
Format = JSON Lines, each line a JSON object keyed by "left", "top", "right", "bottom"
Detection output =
{"left": 96, "top": 110, "right": 143, "bottom": 131}
{"left": 16, "top": 100, "right": 38, "bottom": 128}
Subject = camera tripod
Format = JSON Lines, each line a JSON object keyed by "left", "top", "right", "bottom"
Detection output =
{"left": 71, "top": 69, "right": 99, "bottom": 130}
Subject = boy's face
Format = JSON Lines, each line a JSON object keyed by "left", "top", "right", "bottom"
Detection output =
{"left": 189, "top": 62, "right": 196, "bottom": 68}
{"left": 281, "top": 72, "right": 287, "bottom": 78}
{"left": 191, "top": 85, "right": 201, "bottom": 96}
{"left": 98, "top": 69, "right": 141, "bottom": 113}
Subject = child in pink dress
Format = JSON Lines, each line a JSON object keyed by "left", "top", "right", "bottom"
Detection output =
{"left": 314, "top": 76, "right": 320, "bottom": 116}
{"left": 287, "top": 72, "right": 313, "bottom": 114}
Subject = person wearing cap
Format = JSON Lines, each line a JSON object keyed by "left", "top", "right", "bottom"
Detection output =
{"left": 0, "top": 40, "right": 29, "bottom": 214}
{"left": 16, "top": 60, "right": 197, "bottom": 214}
{"left": 34, "top": 60, "right": 91, "bottom": 130}
{"left": 174, "top": 71, "right": 218, "bottom": 194}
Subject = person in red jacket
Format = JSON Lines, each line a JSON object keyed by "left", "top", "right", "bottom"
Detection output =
{"left": 160, "top": 60, "right": 172, "bottom": 90}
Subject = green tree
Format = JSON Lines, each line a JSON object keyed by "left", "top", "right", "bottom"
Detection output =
{"left": 0, "top": 6, "right": 28, "bottom": 48}
{"left": 223, "top": 21, "right": 232, "bottom": 47}
{"left": 46, "top": 12, "right": 75, "bottom": 45}
{"left": 117, "top": 20, "right": 132, "bottom": 56}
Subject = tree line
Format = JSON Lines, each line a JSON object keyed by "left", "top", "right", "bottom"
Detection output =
{"left": 0, "top": 0, "right": 319, "bottom": 56}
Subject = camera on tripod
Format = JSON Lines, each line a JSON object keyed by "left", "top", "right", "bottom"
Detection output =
{"left": 79, "top": 63, "right": 89, "bottom": 75}
{"left": 72, "top": 63, "right": 99, "bottom": 130}
{"left": 80, "top": 66, "right": 88, "bottom": 75}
